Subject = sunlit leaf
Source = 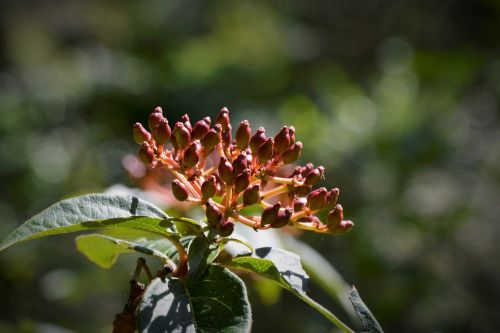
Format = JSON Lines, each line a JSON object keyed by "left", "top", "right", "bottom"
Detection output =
{"left": 187, "top": 235, "right": 221, "bottom": 282}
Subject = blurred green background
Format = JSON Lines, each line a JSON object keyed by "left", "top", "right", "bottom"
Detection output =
{"left": 1, "top": 0, "right": 500, "bottom": 332}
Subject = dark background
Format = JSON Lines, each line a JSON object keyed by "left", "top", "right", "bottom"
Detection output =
{"left": 1, "top": 1, "right": 500, "bottom": 332}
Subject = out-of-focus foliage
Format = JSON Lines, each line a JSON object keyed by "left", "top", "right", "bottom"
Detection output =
{"left": 0, "top": 0, "right": 499, "bottom": 332}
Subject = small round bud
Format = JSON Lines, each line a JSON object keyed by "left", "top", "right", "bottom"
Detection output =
{"left": 282, "top": 142, "right": 302, "bottom": 164}
{"left": 274, "top": 127, "right": 291, "bottom": 155}
{"left": 216, "top": 107, "right": 230, "bottom": 131}
{"left": 234, "top": 169, "right": 251, "bottom": 193}
{"left": 261, "top": 202, "right": 281, "bottom": 226}
{"left": 329, "top": 220, "right": 354, "bottom": 234}
{"left": 206, "top": 200, "right": 223, "bottom": 226}
{"left": 153, "top": 118, "right": 171, "bottom": 145}
{"left": 272, "top": 208, "right": 292, "bottom": 228}
{"left": 148, "top": 108, "right": 164, "bottom": 132}
{"left": 249, "top": 127, "right": 266, "bottom": 155}
{"left": 243, "top": 184, "right": 260, "bottom": 206}
{"left": 257, "top": 138, "right": 274, "bottom": 164}
{"left": 180, "top": 114, "right": 192, "bottom": 132}
{"left": 236, "top": 120, "right": 251, "bottom": 150}
{"left": 173, "top": 122, "right": 190, "bottom": 149}
{"left": 218, "top": 157, "right": 234, "bottom": 185}
{"left": 172, "top": 179, "right": 189, "bottom": 201}
{"left": 201, "top": 175, "right": 217, "bottom": 200}
{"left": 325, "top": 188, "right": 339, "bottom": 209}
{"left": 183, "top": 142, "right": 200, "bottom": 168}
{"left": 191, "top": 118, "right": 211, "bottom": 140}
{"left": 293, "top": 198, "right": 306, "bottom": 212}
{"left": 133, "top": 123, "right": 151, "bottom": 145}
{"left": 219, "top": 220, "right": 234, "bottom": 237}
{"left": 301, "top": 163, "right": 314, "bottom": 177}
{"left": 222, "top": 124, "right": 232, "bottom": 148}
{"left": 327, "top": 204, "right": 344, "bottom": 226}
{"left": 304, "top": 166, "right": 325, "bottom": 186}
{"left": 307, "top": 187, "right": 328, "bottom": 210}
{"left": 201, "top": 125, "right": 221, "bottom": 151}
{"left": 138, "top": 142, "right": 155, "bottom": 164}
{"left": 232, "top": 153, "right": 248, "bottom": 174}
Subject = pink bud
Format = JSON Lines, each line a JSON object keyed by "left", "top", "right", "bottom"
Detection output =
{"left": 234, "top": 169, "right": 251, "bottom": 193}
{"left": 216, "top": 107, "right": 230, "bottom": 131}
{"left": 201, "top": 124, "right": 221, "bottom": 151}
{"left": 218, "top": 156, "right": 234, "bottom": 185}
{"left": 274, "top": 127, "right": 291, "bottom": 155}
{"left": 232, "top": 153, "right": 248, "bottom": 174}
{"left": 249, "top": 127, "right": 266, "bottom": 155}
{"left": 282, "top": 142, "right": 302, "bottom": 164}
{"left": 138, "top": 142, "right": 155, "bottom": 164}
{"left": 183, "top": 142, "right": 200, "bottom": 168}
{"left": 222, "top": 124, "right": 232, "bottom": 148}
{"left": 327, "top": 204, "right": 344, "bottom": 226}
{"left": 325, "top": 188, "right": 339, "bottom": 209}
{"left": 236, "top": 120, "right": 251, "bottom": 150}
{"left": 293, "top": 198, "right": 306, "bottom": 212}
{"left": 172, "top": 179, "right": 189, "bottom": 201}
{"left": 206, "top": 200, "right": 222, "bottom": 226}
{"left": 133, "top": 123, "right": 151, "bottom": 145}
{"left": 304, "top": 166, "right": 325, "bottom": 186}
{"left": 148, "top": 108, "right": 164, "bottom": 132}
{"left": 288, "top": 126, "right": 296, "bottom": 145}
{"left": 201, "top": 175, "right": 217, "bottom": 200}
{"left": 261, "top": 202, "right": 281, "bottom": 225}
{"left": 272, "top": 208, "right": 292, "bottom": 228}
{"left": 294, "top": 184, "right": 312, "bottom": 197}
{"left": 191, "top": 118, "right": 211, "bottom": 140}
{"left": 243, "top": 184, "right": 260, "bottom": 206}
{"left": 219, "top": 220, "right": 234, "bottom": 237}
{"left": 153, "top": 118, "right": 171, "bottom": 145}
{"left": 257, "top": 138, "right": 274, "bottom": 164}
{"left": 173, "top": 122, "right": 190, "bottom": 149}
{"left": 180, "top": 114, "right": 192, "bottom": 132}
{"left": 307, "top": 187, "right": 328, "bottom": 210}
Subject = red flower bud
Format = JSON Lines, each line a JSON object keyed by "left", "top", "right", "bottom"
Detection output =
{"left": 293, "top": 198, "right": 306, "bottom": 212}
{"left": 282, "top": 142, "right": 302, "bottom": 164}
{"left": 216, "top": 107, "right": 230, "bottom": 131}
{"left": 218, "top": 156, "right": 234, "bottom": 185}
{"left": 153, "top": 118, "right": 171, "bottom": 145}
{"left": 294, "top": 184, "right": 312, "bottom": 197}
{"left": 172, "top": 179, "right": 189, "bottom": 201}
{"left": 191, "top": 117, "right": 211, "bottom": 140}
{"left": 307, "top": 187, "right": 328, "bottom": 210}
{"left": 133, "top": 123, "right": 151, "bottom": 145}
{"left": 201, "top": 175, "right": 217, "bottom": 200}
{"left": 288, "top": 126, "right": 296, "bottom": 145}
{"left": 236, "top": 120, "right": 251, "bottom": 150}
{"left": 201, "top": 124, "right": 221, "bottom": 151}
{"left": 243, "top": 184, "right": 260, "bottom": 206}
{"left": 272, "top": 208, "right": 292, "bottom": 228}
{"left": 329, "top": 220, "right": 354, "bottom": 234}
{"left": 327, "top": 204, "right": 344, "bottom": 226}
{"left": 173, "top": 122, "right": 190, "bottom": 149}
{"left": 325, "top": 188, "right": 339, "bottom": 209}
{"left": 219, "top": 220, "right": 234, "bottom": 237}
{"left": 301, "top": 163, "right": 314, "bottom": 177}
{"left": 222, "top": 124, "right": 232, "bottom": 148}
{"left": 232, "top": 153, "right": 248, "bottom": 174}
{"left": 257, "top": 138, "right": 274, "bottom": 164}
{"left": 183, "top": 142, "right": 200, "bottom": 168}
{"left": 148, "top": 107, "right": 164, "bottom": 132}
{"left": 274, "top": 127, "right": 291, "bottom": 155}
{"left": 304, "top": 166, "right": 325, "bottom": 186}
{"left": 234, "top": 169, "right": 251, "bottom": 193}
{"left": 249, "top": 127, "right": 266, "bottom": 155}
{"left": 261, "top": 202, "right": 281, "bottom": 226}
{"left": 138, "top": 142, "right": 155, "bottom": 164}
{"left": 180, "top": 114, "right": 192, "bottom": 132}
{"left": 206, "top": 200, "right": 222, "bottom": 226}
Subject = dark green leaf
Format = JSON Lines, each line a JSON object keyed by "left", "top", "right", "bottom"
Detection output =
{"left": 224, "top": 247, "right": 354, "bottom": 333}
{"left": 0, "top": 194, "right": 176, "bottom": 251}
{"left": 138, "top": 265, "right": 251, "bottom": 333}
{"left": 349, "top": 287, "right": 384, "bottom": 333}
{"left": 187, "top": 235, "right": 221, "bottom": 282}
{"left": 75, "top": 233, "right": 174, "bottom": 268}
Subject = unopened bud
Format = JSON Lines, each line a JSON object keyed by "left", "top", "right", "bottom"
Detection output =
{"left": 138, "top": 142, "right": 155, "bottom": 164}
{"left": 249, "top": 127, "right": 266, "bottom": 155}
{"left": 201, "top": 124, "right": 221, "bottom": 151}
{"left": 293, "top": 198, "right": 306, "bottom": 212}
{"left": 206, "top": 200, "right": 222, "bottom": 226}
{"left": 274, "top": 127, "right": 291, "bottom": 155}
{"left": 304, "top": 166, "right": 325, "bottom": 186}
{"left": 327, "top": 204, "right": 344, "bottom": 226}
{"left": 294, "top": 184, "right": 312, "bottom": 197}
{"left": 183, "top": 142, "right": 200, "bottom": 168}
{"left": 234, "top": 169, "right": 251, "bottom": 193}
{"left": 222, "top": 124, "right": 232, "bottom": 148}
{"left": 172, "top": 179, "right": 189, "bottom": 201}
{"left": 282, "top": 142, "right": 302, "bottom": 164}
{"left": 148, "top": 107, "right": 164, "bottom": 132}
{"left": 236, "top": 120, "right": 251, "bottom": 150}
{"left": 301, "top": 163, "right": 314, "bottom": 177}
{"left": 219, "top": 220, "right": 234, "bottom": 237}
{"left": 329, "top": 220, "right": 354, "bottom": 234}
{"left": 307, "top": 187, "right": 328, "bottom": 210}
{"left": 232, "top": 153, "right": 248, "bottom": 174}
{"left": 180, "top": 114, "right": 192, "bottom": 132}
{"left": 133, "top": 123, "right": 151, "bottom": 145}
{"left": 173, "top": 122, "right": 190, "bottom": 149}
{"left": 216, "top": 107, "right": 230, "bottom": 131}
{"left": 153, "top": 118, "right": 171, "bottom": 145}
{"left": 289, "top": 126, "right": 296, "bottom": 145}
{"left": 261, "top": 202, "right": 281, "bottom": 226}
{"left": 218, "top": 157, "right": 234, "bottom": 184}
{"left": 272, "top": 208, "right": 292, "bottom": 228}
{"left": 325, "top": 188, "right": 339, "bottom": 209}
{"left": 243, "top": 184, "right": 260, "bottom": 206}
{"left": 257, "top": 138, "right": 274, "bottom": 164}
{"left": 201, "top": 175, "right": 217, "bottom": 200}
{"left": 191, "top": 117, "right": 211, "bottom": 140}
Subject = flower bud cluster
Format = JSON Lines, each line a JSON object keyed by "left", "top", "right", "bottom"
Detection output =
{"left": 133, "top": 106, "right": 353, "bottom": 236}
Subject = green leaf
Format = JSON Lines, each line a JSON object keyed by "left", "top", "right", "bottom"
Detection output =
{"left": 138, "top": 265, "right": 251, "bottom": 333}
{"left": 349, "top": 287, "right": 384, "bottom": 333}
{"left": 166, "top": 217, "right": 202, "bottom": 236}
{"left": 224, "top": 247, "right": 354, "bottom": 333}
{"left": 0, "top": 194, "right": 176, "bottom": 251}
{"left": 187, "top": 235, "right": 221, "bottom": 282}
{"left": 75, "top": 233, "right": 174, "bottom": 268}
